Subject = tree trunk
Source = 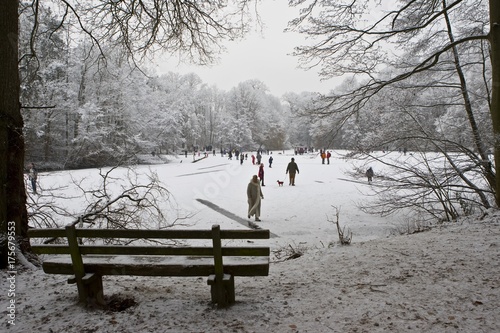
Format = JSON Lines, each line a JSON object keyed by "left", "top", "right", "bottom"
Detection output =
{"left": 0, "top": 0, "right": 29, "bottom": 269}
{"left": 443, "top": 1, "right": 493, "bottom": 207}
{"left": 490, "top": 0, "right": 500, "bottom": 206}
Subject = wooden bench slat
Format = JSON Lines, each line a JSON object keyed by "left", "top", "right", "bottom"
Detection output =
{"left": 29, "top": 228, "right": 270, "bottom": 240}
{"left": 76, "top": 229, "right": 214, "bottom": 239}
{"left": 76, "top": 246, "right": 270, "bottom": 257}
{"left": 220, "top": 229, "right": 270, "bottom": 239}
{"left": 42, "top": 256, "right": 269, "bottom": 276}
{"left": 32, "top": 245, "right": 270, "bottom": 256}
{"left": 223, "top": 247, "right": 270, "bottom": 256}
{"left": 81, "top": 246, "right": 215, "bottom": 256}
{"left": 28, "top": 229, "right": 66, "bottom": 238}
{"left": 31, "top": 245, "right": 72, "bottom": 254}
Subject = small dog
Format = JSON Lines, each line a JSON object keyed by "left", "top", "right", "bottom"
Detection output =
{"left": 277, "top": 180, "right": 284, "bottom": 187}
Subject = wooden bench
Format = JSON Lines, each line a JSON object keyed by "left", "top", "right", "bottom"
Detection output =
{"left": 28, "top": 224, "right": 270, "bottom": 308}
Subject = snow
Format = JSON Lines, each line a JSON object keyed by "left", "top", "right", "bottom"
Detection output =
{"left": 3, "top": 150, "right": 500, "bottom": 332}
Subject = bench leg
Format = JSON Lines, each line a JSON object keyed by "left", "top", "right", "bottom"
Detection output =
{"left": 84, "top": 274, "right": 105, "bottom": 306}
{"left": 225, "top": 275, "right": 235, "bottom": 304}
{"left": 209, "top": 278, "right": 217, "bottom": 303}
{"left": 71, "top": 273, "right": 105, "bottom": 306}
{"left": 208, "top": 274, "right": 235, "bottom": 308}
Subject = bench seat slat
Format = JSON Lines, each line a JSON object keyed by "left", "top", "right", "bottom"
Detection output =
{"left": 42, "top": 255, "right": 269, "bottom": 277}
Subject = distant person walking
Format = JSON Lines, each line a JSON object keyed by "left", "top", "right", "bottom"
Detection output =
{"left": 326, "top": 151, "right": 331, "bottom": 164}
{"left": 286, "top": 158, "right": 299, "bottom": 186}
{"left": 247, "top": 175, "right": 264, "bottom": 221}
{"left": 268, "top": 155, "right": 273, "bottom": 168}
{"left": 258, "top": 163, "right": 265, "bottom": 186}
{"left": 366, "top": 167, "right": 374, "bottom": 183}
{"left": 240, "top": 153, "right": 244, "bottom": 165}
{"left": 28, "top": 162, "right": 38, "bottom": 194}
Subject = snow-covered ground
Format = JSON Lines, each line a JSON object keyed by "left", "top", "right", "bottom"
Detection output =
{"left": 3, "top": 150, "right": 500, "bottom": 332}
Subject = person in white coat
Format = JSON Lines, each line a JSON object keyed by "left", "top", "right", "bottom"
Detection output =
{"left": 247, "top": 175, "right": 264, "bottom": 221}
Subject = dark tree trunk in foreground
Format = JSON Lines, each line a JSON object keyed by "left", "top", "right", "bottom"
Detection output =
{"left": 490, "top": 0, "right": 500, "bottom": 206}
{"left": 0, "top": 0, "right": 29, "bottom": 269}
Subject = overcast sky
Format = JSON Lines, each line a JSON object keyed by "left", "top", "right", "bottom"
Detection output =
{"left": 154, "top": 1, "right": 339, "bottom": 96}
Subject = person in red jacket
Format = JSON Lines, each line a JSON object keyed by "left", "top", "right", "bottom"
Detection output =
{"left": 258, "top": 163, "right": 265, "bottom": 186}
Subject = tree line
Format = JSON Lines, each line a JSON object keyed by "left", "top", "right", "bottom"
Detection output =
{"left": 18, "top": 6, "right": 318, "bottom": 169}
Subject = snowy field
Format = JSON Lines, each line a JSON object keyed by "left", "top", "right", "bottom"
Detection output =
{"left": 2, "top": 150, "right": 500, "bottom": 332}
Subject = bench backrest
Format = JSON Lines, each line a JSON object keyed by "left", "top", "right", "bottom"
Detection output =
{"left": 28, "top": 225, "right": 270, "bottom": 255}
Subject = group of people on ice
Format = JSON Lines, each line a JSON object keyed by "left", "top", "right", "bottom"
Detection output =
{"left": 320, "top": 149, "right": 332, "bottom": 164}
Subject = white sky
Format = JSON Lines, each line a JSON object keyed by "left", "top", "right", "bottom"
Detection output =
{"left": 154, "top": 1, "right": 339, "bottom": 96}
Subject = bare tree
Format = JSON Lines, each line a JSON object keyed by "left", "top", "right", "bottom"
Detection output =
{"left": 327, "top": 206, "right": 352, "bottom": 245}
{"left": 343, "top": 79, "right": 495, "bottom": 221}
{"left": 349, "top": 147, "right": 492, "bottom": 222}
{"left": 29, "top": 167, "right": 192, "bottom": 247}
{"left": 70, "top": 167, "right": 176, "bottom": 231}
{"left": 288, "top": 0, "right": 500, "bottom": 211}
